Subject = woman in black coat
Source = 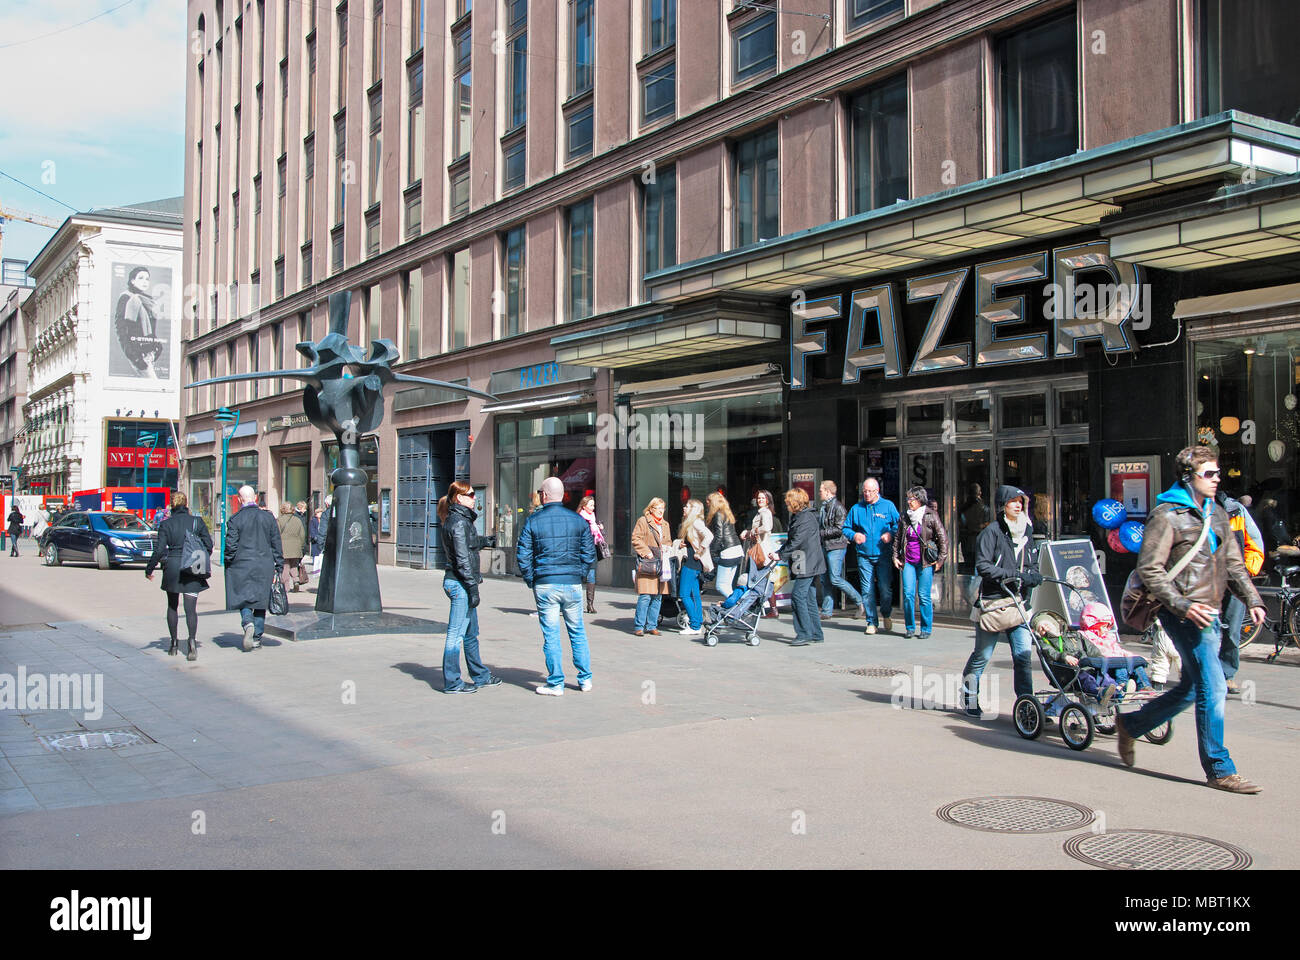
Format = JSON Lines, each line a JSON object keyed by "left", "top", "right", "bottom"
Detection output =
{"left": 145, "top": 493, "right": 213, "bottom": 660}
{"left": 437, "top": 480, "right": 500, "bottom": 693}
{"left": 7, "top": 506, "right": 22, "bottom": 557}
{"left": 779, "top": 487, "right": 828, "bottom": 647}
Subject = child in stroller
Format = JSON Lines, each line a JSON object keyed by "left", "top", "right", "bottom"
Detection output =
{"left": 1031, "top": 611, "right": 1121, "bottom": 710}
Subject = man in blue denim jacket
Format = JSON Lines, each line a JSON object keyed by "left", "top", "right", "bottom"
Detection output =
{"left": 516, "top": 476, "right": 596, "bottom": 696}
{"left": 842, "top": 478, "right": 900, "bottom": 634}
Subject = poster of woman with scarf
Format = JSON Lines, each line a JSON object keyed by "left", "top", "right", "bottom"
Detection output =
{"left": 110, "top": 263, "right": 172, "bottom": 379}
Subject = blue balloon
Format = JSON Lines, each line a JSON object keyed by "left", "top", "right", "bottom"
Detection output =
{"left": 1092, "top": 499, "right": 1127, "bottom": 530}
{"left": 1119, "top": 520, "right": 1145, "bottom": 553}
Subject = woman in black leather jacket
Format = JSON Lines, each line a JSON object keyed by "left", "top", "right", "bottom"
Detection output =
{"left": 706, "top": 492, "right": 743, "bottom": 597}
{"left": 437, "top": 481, "right": 501, "bottom": 694}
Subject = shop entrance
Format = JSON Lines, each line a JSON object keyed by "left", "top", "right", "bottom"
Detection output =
{"left": 276, "top": 446, "right": 312, "bottom": 510}
{"left": 396, "top": 426, "right": 468, "bottom": 569}
{"left": 852, "top": 376, "right": 1090, "bottom": 618}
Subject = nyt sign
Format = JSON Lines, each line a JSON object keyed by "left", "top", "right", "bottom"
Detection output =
{"left": 790, "top": 240, "right": 1146, "bottom": 390}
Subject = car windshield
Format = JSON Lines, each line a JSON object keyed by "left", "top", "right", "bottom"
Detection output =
{"left": 93, "top": 513, "right": 150, "bottom": 532}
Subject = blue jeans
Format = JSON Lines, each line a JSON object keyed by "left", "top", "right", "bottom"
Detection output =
{"left": 535, "top": 583, "right": 591, "bottom": 688}
{"left": 856, "top": 553, "right": 894, "bottom": 625}
{"left": 962, "top": 624, "right": 1035, "bottom": 706}
{"left": 239, "top": 607, "right": 266, "bottom": 638}
{"left": 900, "top": 562, "right": 934, "bottom": 634}
{"left": 1220, "top": 594, "right": 1244, "bottom": 680}
{"left": 1122, "top": 611, "right": 1235, "bottom": 779}
{"left": 1080, "top": 656, "right": 1152, "bottom": 691}
{"left": 821, "top": 548, "right": 863, "bottom": 615}
{"left": 634, "top": 592, "right": 664, "bottom": 631}
{"left": 442, "top": 577, "right": 489, "bottom": 691}
{"left": 790, "top": 577, "right": 823, "bottom": 641}
{"left": 679, "top": 566, "right": 703, "bottom": 629}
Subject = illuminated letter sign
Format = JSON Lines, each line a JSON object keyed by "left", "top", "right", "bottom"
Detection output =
{"left": 790, "top": 295, "right": 839, "bottom": 390}
{"left": 842, "top": 285, "right": 905, "bottom": 383}
{"left": 907, "top": 268, "right": 970, "bottom": 374}
{"left": 974, "top": 253, "right": 1048, "bottom": 366}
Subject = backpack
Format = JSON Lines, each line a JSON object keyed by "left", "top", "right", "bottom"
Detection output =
{"left": 182, "top": 516, "right": 211, "bottom": 577}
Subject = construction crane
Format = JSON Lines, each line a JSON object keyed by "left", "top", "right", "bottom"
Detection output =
{"left": 0, "top": 201, "right": 61, "bottom": 265}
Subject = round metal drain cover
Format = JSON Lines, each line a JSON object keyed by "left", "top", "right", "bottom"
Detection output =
{"left": 1064, "top": 830, "right": 1251, "bottom": 870}
{"left": 46, "top": 730, "right": 145, "bottom": 752}
{"left": 938, "top": 796, "right": 1094, "bottom": 834}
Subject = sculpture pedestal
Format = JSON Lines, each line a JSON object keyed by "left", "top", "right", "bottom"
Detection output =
{"left": 262, "top": 610, "right": 439, "bottom": 642}
{"left": 315, "top": 475, "right": 383, "bottom": 614}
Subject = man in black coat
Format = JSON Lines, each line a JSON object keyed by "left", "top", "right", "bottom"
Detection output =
{"left": 145, "top": 492, "right": 213, "bottom": 660}
{"left": 224, "top": 485, "right": 284, "bottom": 651}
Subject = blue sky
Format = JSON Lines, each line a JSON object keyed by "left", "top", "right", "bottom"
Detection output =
{"left": 0, "top": 0, "right": 186, "bottom": 266}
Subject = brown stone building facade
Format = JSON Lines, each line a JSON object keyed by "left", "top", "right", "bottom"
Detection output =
{"left": 181, "top": 0, "right": 1300, "bottom": 606}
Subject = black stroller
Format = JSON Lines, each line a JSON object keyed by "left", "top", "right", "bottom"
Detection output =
{"left": 699, "top": 559, "right": 779, "bottom": 647}
{"left": 655, "top": 554, "right": 692, "bottom": 631}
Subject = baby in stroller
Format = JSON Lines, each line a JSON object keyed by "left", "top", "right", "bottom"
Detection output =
{"left": 1076, "top": 602, "right": 1155, "bottom": 696}
{"left": 1031, "top": 611, "right": 1122, "bottom": 709}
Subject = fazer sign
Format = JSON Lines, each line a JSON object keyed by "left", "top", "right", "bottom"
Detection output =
{"left": 790, "top": 240, "right": 1145, "bottom": 390}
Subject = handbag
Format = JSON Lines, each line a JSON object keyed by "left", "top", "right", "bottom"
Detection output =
{"left": 923, "top": 540, "right": 941, "bottom": 566}
{"left": 636, "top": 520, "right": 663, "bottom": 577}
{"left": 1121, "top": 506, "right": 1211, "bottom": 631}
{"left": 269, "top": 576, "right": 289, "bottom": 616}
{"left": 977, "top": 595, "right": 1024, "bottom": 633}
{"left": 182, "top": 516, "right": 211, "bottom": 577}
{"left": 597, "top": 539, "right": 612, "bottom": 562}
{"left": 748, "top": 541, "right": 769, "bottom": 567}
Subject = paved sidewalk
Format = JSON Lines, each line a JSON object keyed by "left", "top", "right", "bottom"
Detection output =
{"left": 1, "top": 549, "right": 1297, "bottom": 868}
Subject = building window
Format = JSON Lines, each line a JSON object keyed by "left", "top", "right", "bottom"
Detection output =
{"left": 733, "top": 126, "right": 778, "bottom": 246}
{"left": 403, "top": 267, "right": 422, "bottom": 359}
{"left": 368, "top": 284, "right": 381, "bottom": 341}
{"left": 732, "top": 11, "right": 776, "bottom": 83}
{"left": 252, "top": 174, "right": 262, "bottom": 267}
{"left": 248, "top": 332, "right": 260, "bottom": 400}
{"left": 847, "top": 0, "right": 903, "bottom": 31}
{"left": 641, "top": 61, "right": 675, "bottom": 123}
{"left": 850, "top": 72, "right": 908, "bottom": 213}
{"left": 273, "top": 321, "right": 283, "bottom": 393}
{"left": 570, "top": 0, "right": 594, "bottom": 95}
{"left": 1201, "top": 0, "right": 1300, "bottom": 123}
{"left": 566, "top": 198, "right": 594, "bottom": 322}
{"left": 404, "top": 186, "right": 422, "bottom": 238}
{"left": 646, "top": 0, "right": 675, "bottom": 53}
{"left": 303, "top": 135, "right": 315, "bottom": 238}
{"left": 336, "top": 2, "right": 348, "bottom": 108}
{"left": 410, "top": 0, "right": 425, "bottom": 55}
{"left": 566, "top": 102, "right": 593, "bottom": 161}
{"left": 643, "top": 163, "right": 676, "bottom": 276}
{"left": 450, "top": 247, "right": 470, "bottom": 350}
{"left": 334, "top": 114, "right": 347, "bottom": 224}
{"left": 331, "top": 225, "right": 344, "bottom": 273}
{"left": 276, "top": 155, "right": 287, "bottom": 257}
{"left": 452, "top": 18, "right": 472, "bottom": 160}
{"left": 274, "top": 257, "right": 285, "bottom": 299}
{"left": 365, "top": 208, "right": 381, "bottom": 256}
{"left": 371, "top": 0, "right": 383, "bottom": 85}
{"left": 368, "top": 88, "right": 383, "bottom": 205}
{"left": 503, "top": 225, "right": 525, "bottom": 337}
{"left": 301, "top": 243, "right": 313, "bottom": 284}
{"left": 227, "top": 342, "right": 238, "bottom": 405}
{"left": 407, "top": 59, "right": 424, "bottom": 185}
{"left": 998, "top": 12, "right": 1078, "bottom": 172}
{"left": 503, "top": 136, "right": 526, "bottom": 191}
{"left": 506, "top": 0, "right": 527, "bottom": 131}
{"left": 449, "top": 164, "right": 469, "bottom": 218}
{"left": 305, "top": 34, "right": 317, "bottom": 134}
{"left": 234, "top": 104, "right": 242, "bottom": 181}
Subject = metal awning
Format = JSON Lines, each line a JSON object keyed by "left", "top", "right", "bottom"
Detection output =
{"left": 551, "top": 309, "right": 782, "bottom": 367}
{"left": 644, "top": 111, "right": 1300, "bottom": 304}
{"left": 1173, "top": 282, "right": 1300, "bottom": 319}
{"left": 480, "top": 391, "right": 593, "bottom": 413}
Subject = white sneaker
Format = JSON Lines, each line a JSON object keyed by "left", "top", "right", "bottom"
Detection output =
{"left": 883, "top": 617, "right": 893, "bottom": 633}
{"left": 579, "top": 680, "right": 593, "bottom": 693}
{"left": 1125, "top": 679, "right": 1137, "bottom": 695}
{"left": 865, "top": 623, "right": 877, "bottom": 635}
{"left": 241, "top": 622, "right": 255, "bottom": 651}
{"left": 678, "top": 626, "right": 702, "bottom": 636}
{"left": 535, "top": 684, "right": 564, "bottom": 696}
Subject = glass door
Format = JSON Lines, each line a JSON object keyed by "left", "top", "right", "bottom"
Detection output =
{"left": 955, "top": 446, "right": 992, "bottom": 587}
{"left": 901, "top": 446, "right": 946, "bottom": 609}
{"left": 998, "top": 442, "right": 1051, "bottom": 537}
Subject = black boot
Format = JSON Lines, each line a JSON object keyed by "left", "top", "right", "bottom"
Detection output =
{"left": 186, "top": 638, "right": 197, "bottom": 661}
{"left": 168, "top": 637, "right": 179, "bottom": 656}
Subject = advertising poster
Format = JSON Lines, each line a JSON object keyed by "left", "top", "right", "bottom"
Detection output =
{"left": 788, "top": 469, "right": 821, "bottom": 505}
{"left": 109, "top": 261, "right": 173, "bottom": 380}
{"left": 1106, "top": 458, "right": 1160, "bottom": 519}
{"left": 1042, "top": 538, "right": 1113, "bottom": 626}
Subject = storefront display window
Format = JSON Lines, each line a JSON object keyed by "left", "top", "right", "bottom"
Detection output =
{"left": 189, "top": 457, "right": 215, "bottom": 529}
{"left": 630, "top": 391, "right": 783, "bottom": 536}
{"left": 1195, "top": 331, "right": 1300, "bottom": 582}
{"left": 495, "top": 410, "right": 596, "bottom": 559}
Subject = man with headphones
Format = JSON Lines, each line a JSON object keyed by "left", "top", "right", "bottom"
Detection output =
{"left": 1116, "top": 446, "right": 1267, "bottom": 793}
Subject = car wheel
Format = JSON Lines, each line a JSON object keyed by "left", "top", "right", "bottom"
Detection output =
{"left": 95, "top": 544, "right": 111, "bottom": 570}
{"left": 45, "top": 544, "right": 61, "bottom": 566}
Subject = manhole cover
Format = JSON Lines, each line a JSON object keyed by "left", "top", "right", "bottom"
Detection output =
{"left": 839, "top": 666, "right": 908, "bottom": 678}
{"left": 938, "top": 796, "right": 1094, "bottom": 833}
{"left": 1063, "top": 830, "right": 1251, "bottom": 870}
{"left": 39, "top": 727, "right": 155, "bottom": 752}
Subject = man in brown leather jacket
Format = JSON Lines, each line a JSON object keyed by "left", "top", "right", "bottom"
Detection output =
{"left": 1116, "top": 446, "right": 1267, "bottom": 793}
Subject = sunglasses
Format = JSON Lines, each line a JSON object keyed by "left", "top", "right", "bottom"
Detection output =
{"left": 1196, "top": 468, "right": 1221, "bottom": 480}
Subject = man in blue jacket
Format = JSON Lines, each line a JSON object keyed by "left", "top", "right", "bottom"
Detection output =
{"left": 515, "top": 476, "right": 596, "bottom": 696}
{"left": 842, "top": 477, "right": 901, "bottom": 634}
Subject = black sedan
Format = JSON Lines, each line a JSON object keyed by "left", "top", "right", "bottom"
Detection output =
{"left": 41, "top": 511, "right": 159, "bottom": 570}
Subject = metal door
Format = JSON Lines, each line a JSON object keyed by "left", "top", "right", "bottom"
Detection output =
{"left": 397, "top": 433, "right": 431, "bottom": 568}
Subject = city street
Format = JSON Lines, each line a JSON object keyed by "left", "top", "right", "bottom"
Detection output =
{"left": 2, "top": 546, "right": 1297, "bottom": 869}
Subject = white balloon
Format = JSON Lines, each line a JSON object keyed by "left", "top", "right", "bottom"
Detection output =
{"left": 1268, "top": 439, "right": 1285, "bottom": 462}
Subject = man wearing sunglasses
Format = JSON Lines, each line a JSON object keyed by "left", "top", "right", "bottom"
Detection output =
{"left": 1116, "top": 446, "right": 1267, "bottom": 793}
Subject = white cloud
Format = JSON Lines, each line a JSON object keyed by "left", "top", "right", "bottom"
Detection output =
{"left": 0, "top": 0, "right": 186, "bottom": 148}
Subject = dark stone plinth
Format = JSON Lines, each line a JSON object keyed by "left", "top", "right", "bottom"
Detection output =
{"left": 262, "top": 611, "right": 441, "bottom": 642}
{"left": 315, "top": 478, "right": 383, "bottom": 614}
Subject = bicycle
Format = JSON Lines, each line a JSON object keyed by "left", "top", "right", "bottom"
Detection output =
{"left": 1237, "top": 547, "right": 1300, "bottom": 662}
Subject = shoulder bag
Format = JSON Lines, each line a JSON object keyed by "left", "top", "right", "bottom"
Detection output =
{"left": 975, "top": 544, "right": 1027, "bottom": 634}
{"left": 269, "top": 576, "right": 290, "bottom": 616}
{"left": 636, "top": 522, "right": 662, "bottom": 577}
{"left": 182, "top": 516, "right": 211, "bottom": 577}
{"left": 1120, "top": 507, "right": 1211, "bottom": 631}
